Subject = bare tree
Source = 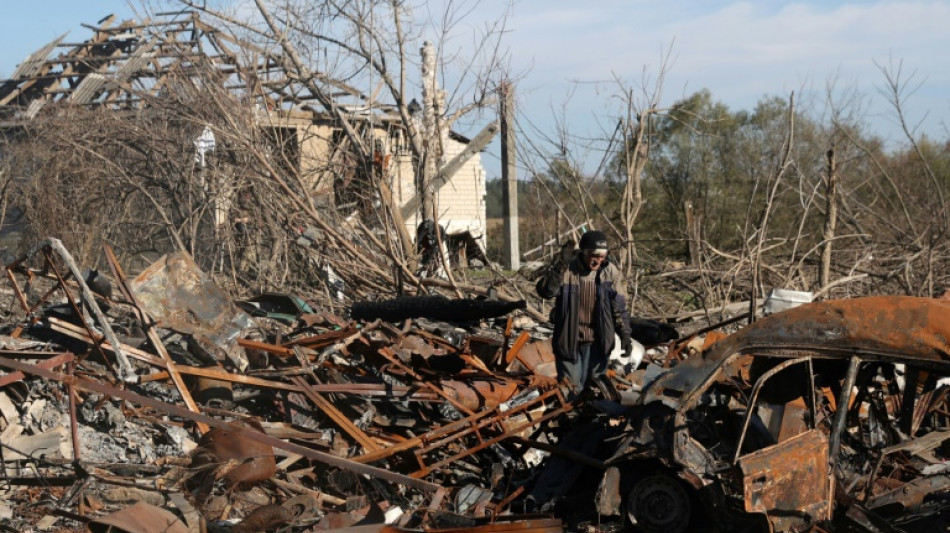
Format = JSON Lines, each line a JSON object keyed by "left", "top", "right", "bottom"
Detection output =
{"left": 175, "top": 0, "right": 511, "bottom": 263}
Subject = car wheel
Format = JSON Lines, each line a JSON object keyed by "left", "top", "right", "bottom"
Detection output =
{"left": 626, "top": 474, "right": 692, "bottom": 533}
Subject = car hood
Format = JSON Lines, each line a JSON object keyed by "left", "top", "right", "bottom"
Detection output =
{"left": 640, "top": 296, "right": 950, "bottom": 409}
{"left": 703, "top": 296, "right": 950, "bottom": 365}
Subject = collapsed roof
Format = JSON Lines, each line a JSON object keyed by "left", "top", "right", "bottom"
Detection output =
{"left": 0, "top": 11, "right": 397, "bottom": 123}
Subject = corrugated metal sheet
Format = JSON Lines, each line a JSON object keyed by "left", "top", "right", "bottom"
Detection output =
{"left": 70, "top": 73, "right": 108, "bottom": 104}
{"left": 10, "top": 34, "right": 66, "bottom": 79}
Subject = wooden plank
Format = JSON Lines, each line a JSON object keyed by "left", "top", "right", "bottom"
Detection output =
{"left": 505, "top": 331, "right": 532, "bottom": 368}
{"left": 400, "top": 122, "right": 499, "bottom": 218}
{"left": 47, "top": 317, "right": 164, "bottom": 367}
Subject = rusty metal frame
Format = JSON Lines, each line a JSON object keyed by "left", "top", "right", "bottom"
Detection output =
{"left": 0, "top": 355, "right": 441, "bottom": 492}
{"left": 408, "top": 387, "right": 571, "bottom": 478}
{"left": 733, "top": 356, "right": 815, "bottom": 464}
{"left": 350, "top": 385, "right": 571, "bottom": 477}
{"left": 376, "top": 346, "right": 477, "bottom": 417}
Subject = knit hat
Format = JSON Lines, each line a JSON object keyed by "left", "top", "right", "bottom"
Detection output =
{"left": 579, "top": 230, "right": 608, "bottom": 254}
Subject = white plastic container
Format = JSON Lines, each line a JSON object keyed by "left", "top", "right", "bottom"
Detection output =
{"left": 763, "top": 288, "right": 813, "bottom": 315}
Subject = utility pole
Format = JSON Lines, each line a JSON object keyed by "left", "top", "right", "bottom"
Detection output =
{"left": 420, "top": 41, "right": 443, "bottom": 223}
{"left": 820, "top": 144, "right": 837, "bottom": 291}
{"left": 500, "top": 81, "right": 520, "bottom": 270}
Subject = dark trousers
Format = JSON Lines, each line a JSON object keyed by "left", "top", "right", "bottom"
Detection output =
{"left": 556, "top": 341, "right": 607, "bottom": 399}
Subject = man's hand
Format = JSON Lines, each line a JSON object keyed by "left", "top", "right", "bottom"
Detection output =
{"left": 548, "top": 241, "right": 576, "bottom": 275}
{"left": 538, "top": 240, "right": 576, "bottom": 299}
{"left": 559, "top": 240, "right": 577, "bottom": 265}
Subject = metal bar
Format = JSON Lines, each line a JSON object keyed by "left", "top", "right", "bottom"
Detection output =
{"left": 47, "top": 317, "right": 165, "bottom": 367}
{"left": 376, "top": 347, "right": 475, "bottom": 417}
{"left": 282, "top": 326, "right": 358, "bottom": 348}
{"left": 238, "top": 338, "right": 296, "bottom": 358}
{"left": 490, "top": 485, "right": 525, "bottom": 518}
{"left": 508, "top": 333, "right": 537, "bottom": 373}
{"left": 67, "top": 361, "right": 81, "bottom": 463}
{"left": 45, "top": 239, "right": 136, "bottom": 382}
{"left": 249, "top": 381, "right": 434, "bottom": 397}
{"left": 898, "top": 367, "right": 920, "bottom": 436}
{"left": 0, "top": 350, "right": 79, "bottom": 357}
{"left": 673, "top": 311, "right": 751, "bottom": 348}
{"left": 351, "top": 386, "right": 560, "bottom": 465}
{"left": 416, "top": 388, "right": 562, "bottom": 456}
{"left": 862, "top": 451, "right": 886, "bottom": 504}
{"left": 505, "top": 331, "right": 531, "bottom": 365}
{"left": 40, "top": 320, "right": 308, "bottom": 394}
{"left": 0, "top": 356, "right": 440, "bottom": 492}
{"left": 173, "top": 365, "right": 299, "bottom": 392}
{"left": 0, "top": 352, "right": 74, "bottom": 388}
{"left": 410, "top": 401, "right": 572, "bottom": 478}
{"left": 507, "top": 436, "right": 605, "bottom": 470}
{"left": 290, "top": 375, "right": 381, "bottom": 452}
{"left": 4, "top": 268, "right": 31, "bottom": 317}
{"left": 42, "top": 249, "right": 125, "bottom": 381}
{"left": 17, "top": 268, "right": 64, "bottom": 318}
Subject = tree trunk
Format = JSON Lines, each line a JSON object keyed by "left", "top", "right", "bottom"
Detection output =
{"left": 621, "top": 113, "right": 648, "bottom": 276}
{"left": 685, "top": 200, "right": 700, "bottom": 266}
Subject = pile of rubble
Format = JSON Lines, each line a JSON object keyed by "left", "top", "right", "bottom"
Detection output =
{"left": 0, "top": 239, "right": 581, "bottom": 533}
{"left": 2, "top": 239, "right": 950, "bottom": 533}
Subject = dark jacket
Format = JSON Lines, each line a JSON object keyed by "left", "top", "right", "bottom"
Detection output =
{"left": 537, "top": 255, "right": 632, "bottom": 362}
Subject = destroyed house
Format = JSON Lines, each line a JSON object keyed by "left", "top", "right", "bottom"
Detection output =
{"left": 0, "top": 11, "right": 488, "bottom": 251}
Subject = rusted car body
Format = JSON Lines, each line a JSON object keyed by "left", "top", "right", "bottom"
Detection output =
{"left": 609, "top": 296, "right": 950, "bottom": 532}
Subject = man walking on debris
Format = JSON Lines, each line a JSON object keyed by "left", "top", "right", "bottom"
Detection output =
{"left": 537, "top": 230, "right": 633, "bottom": 400}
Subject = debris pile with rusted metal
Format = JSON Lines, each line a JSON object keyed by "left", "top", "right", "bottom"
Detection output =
{"left": 533, "top": 295, "right": 950, "bottom": 533}
{"left": 0, "top": 239, "right": 573, "bottom": 533}
{"left": 4, "top": 238, "right": 950, "bottom": 533}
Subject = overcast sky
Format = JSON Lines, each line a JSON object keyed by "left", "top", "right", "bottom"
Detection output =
{"left": 2, "top": 1, "right": 948, "bottom": 177}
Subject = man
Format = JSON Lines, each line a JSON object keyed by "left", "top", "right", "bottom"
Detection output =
{"left": 536, "top": 230, "right": 633, "bottom": 399}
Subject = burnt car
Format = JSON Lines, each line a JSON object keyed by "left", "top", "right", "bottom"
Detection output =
{"left": 537, "top": 296, "right": 950, "bottom": 532}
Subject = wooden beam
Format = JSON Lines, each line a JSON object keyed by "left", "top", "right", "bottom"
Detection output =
{"left": 400, "top": 121, "right": 498, "bottom": 219}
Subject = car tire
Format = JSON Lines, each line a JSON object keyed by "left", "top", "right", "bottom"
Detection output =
{"left": 626, "top": 474, "right": 692, "bottom": 533}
